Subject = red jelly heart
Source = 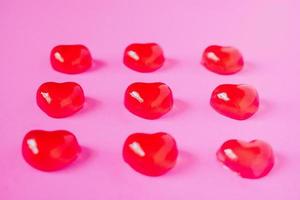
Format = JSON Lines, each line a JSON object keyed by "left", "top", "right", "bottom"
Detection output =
{"left": 22, "top": 130, "right": 81, "bottom": 171}
{"left": 50, "top": 44, "right": 92, "bottom": 74}
{"left": 123, "top": 132, "right": 178, "bottom": 176}
{"left": 124, "top": 82, "right": 173, "bottom": 119}
{"left": 210, "top": 84, "right": 259, "bottom": 120}
{"left": 36, "top": 82, "right": 85, "bottom": 118}
{"left": 201, "top": 45, "right": 244, "bottom": 74}
{"left": 123, "top": 43, "right": 165, "bottom": 72}
{"left": 217, "top": 139, "right": 274, "bottom": 179}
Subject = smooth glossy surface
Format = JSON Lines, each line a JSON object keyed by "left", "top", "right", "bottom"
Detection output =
{"left": 210, "top": 84, "right": 259, "bottom": 120}
{"left": 50, "top": 44, "right": 92, "bottom": 74}
{"left": 22, "top": 130, "right": 81, "bottom": 171}
{"left": 217, "top": 139, "right": 274, "bottom": 179}
{"left": 124, "top": 82, "right": 173, "bottom": 119}
{"left": 123, "top": 132, "right": 178, "bottom": 176}
{"left": 4, "top": 1, "right": 300, "bottom": 200}
{"left": 123, "top": 43, "right": 165, "bottom": 72}
{"left": 202, "top": 45, "right": 244, "bottom": 75}
{"left": 36, "top": 82, "right": 85, "bottom": 118}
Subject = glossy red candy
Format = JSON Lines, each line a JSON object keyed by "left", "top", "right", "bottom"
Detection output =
{"left": 202, "top": 45, "right": 244, "bottom": 74}
{"left": 217, "top": 139, "right": 274, "bottom": 179}
{"left": 123, "top": 43, "right": 165, "bottom": 72}
{"left": 123, "top": 132, "right": 178, "bottom": 176}
{"left": 124, "top": 82, "right": 173, "bottom": 119}
{"left": 22, "top": 130, "right": 81, "bottom": 171}
{"left": 36, "top": 82, "right": 85, "bottom": 118}
{"left": 50, "top": 44, "right": 92, "bottom": 74}
{"left": 210, "top": 84, "right": 259, "bottom": 120}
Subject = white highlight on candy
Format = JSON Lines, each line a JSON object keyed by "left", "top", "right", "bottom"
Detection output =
{"left": 129, "top": 142, "right": 145, "bottom": 157}
{"left": 224, "top": 148, "right": 237, "bottom": 160}
{"left": 217, "top": 92, "right": 230, "bottom": 101}
{"left": 130, "top": 91, "right": 144, "bottom": 103}
{"left": 128, "top": 51, "right": 140, "bottom": 61}
{"left": 54, "top": 52, "right": 64, "bottom": 63}
{"left": 207, "top": 52, "right": 220, "bottom": 62}
{"left": 41, "top": 92, "right": 52, "bottom": 104}
{"left": 27, "top": 139, "right": 39, "bottom": 155}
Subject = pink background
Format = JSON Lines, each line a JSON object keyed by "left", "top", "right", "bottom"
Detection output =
{"left": 1, "top": 0, "right": 300, "bottom": 199}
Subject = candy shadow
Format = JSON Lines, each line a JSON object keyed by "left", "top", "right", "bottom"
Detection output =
{"left": 253, "top": 98, "right": 274, "bottom": 120}
{"left": 239, "top": 61, "right": 257, "bottom": 75}
{"left": 62, "top": 146, "right": 94, "bottom": 172}
{"left": 159, "top": 58, "right": 179, "bottom": 72}
{"left": 164, "top": 99, "right": 189, "bottom": 119}
{"left": 272, "top": 152, "right": 286, "bottom": 174}
{"left": 76, "top": 97, "right": 101, "bottom": 117}
{"left": 167, "top": 150, "right": 198, "bottom": 176}
{"left": 88, "top": 59, "right": 106, "bottom": 73}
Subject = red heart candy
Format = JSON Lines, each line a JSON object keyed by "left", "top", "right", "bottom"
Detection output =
{"left": 123, "top": 132, "right": 178, "bottom": 176}
{"left": 202, "top": 45, "right": 244, "bottom": 75}
{"left": 22, "top": 130, "right": 81, "bottom": 171}
{"left": 210, "top": 84, "right": 259, "bottom": 120}
{"left": 123, "top": 43, "right": 165, "bottom": 72}
{"left": 124, "top": 82, "right": 173, "bottom": 119}
{"left": 36, "top": 82, "right": 85, "bottom": 118}
{"left": 50, "top": 44, "right": 92, "bottom": 74}
{"left": 217, "top": 139, "right": 275, "bottom": 179}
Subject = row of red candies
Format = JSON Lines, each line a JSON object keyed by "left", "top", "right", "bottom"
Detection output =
{"left": 22, "top": 43, "right": 274, "bottom": 179}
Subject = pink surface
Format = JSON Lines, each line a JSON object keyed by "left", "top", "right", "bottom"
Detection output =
{"left": 1, "top": 0, "right": 300, "bottom": 199}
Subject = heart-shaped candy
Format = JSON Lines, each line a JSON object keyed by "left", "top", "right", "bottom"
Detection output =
{"left": 217, "top": 139, "right": 274, "bottom": 179}
{"left": 124, "top": 82, "right": 173, "bottom": 119}
{"left": 202, "top": 45, "right": 244, "bottom": 74}
{"left": 210, "top": 84, "right": 259, "bottom": 120}
{"left": 123, "top": 43, "right": 165, "bottom": 72}
{"left": 50, "top": 44, "right": 92, "bottom": 74}
{"left": 36, "top": 82, "right": 85, "bottom": 118}
{"left": 123, "top": 132, "right": 178, "bottom": 176}
{"left": 22, "top": 130, "right": 81, "bottom": 171}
